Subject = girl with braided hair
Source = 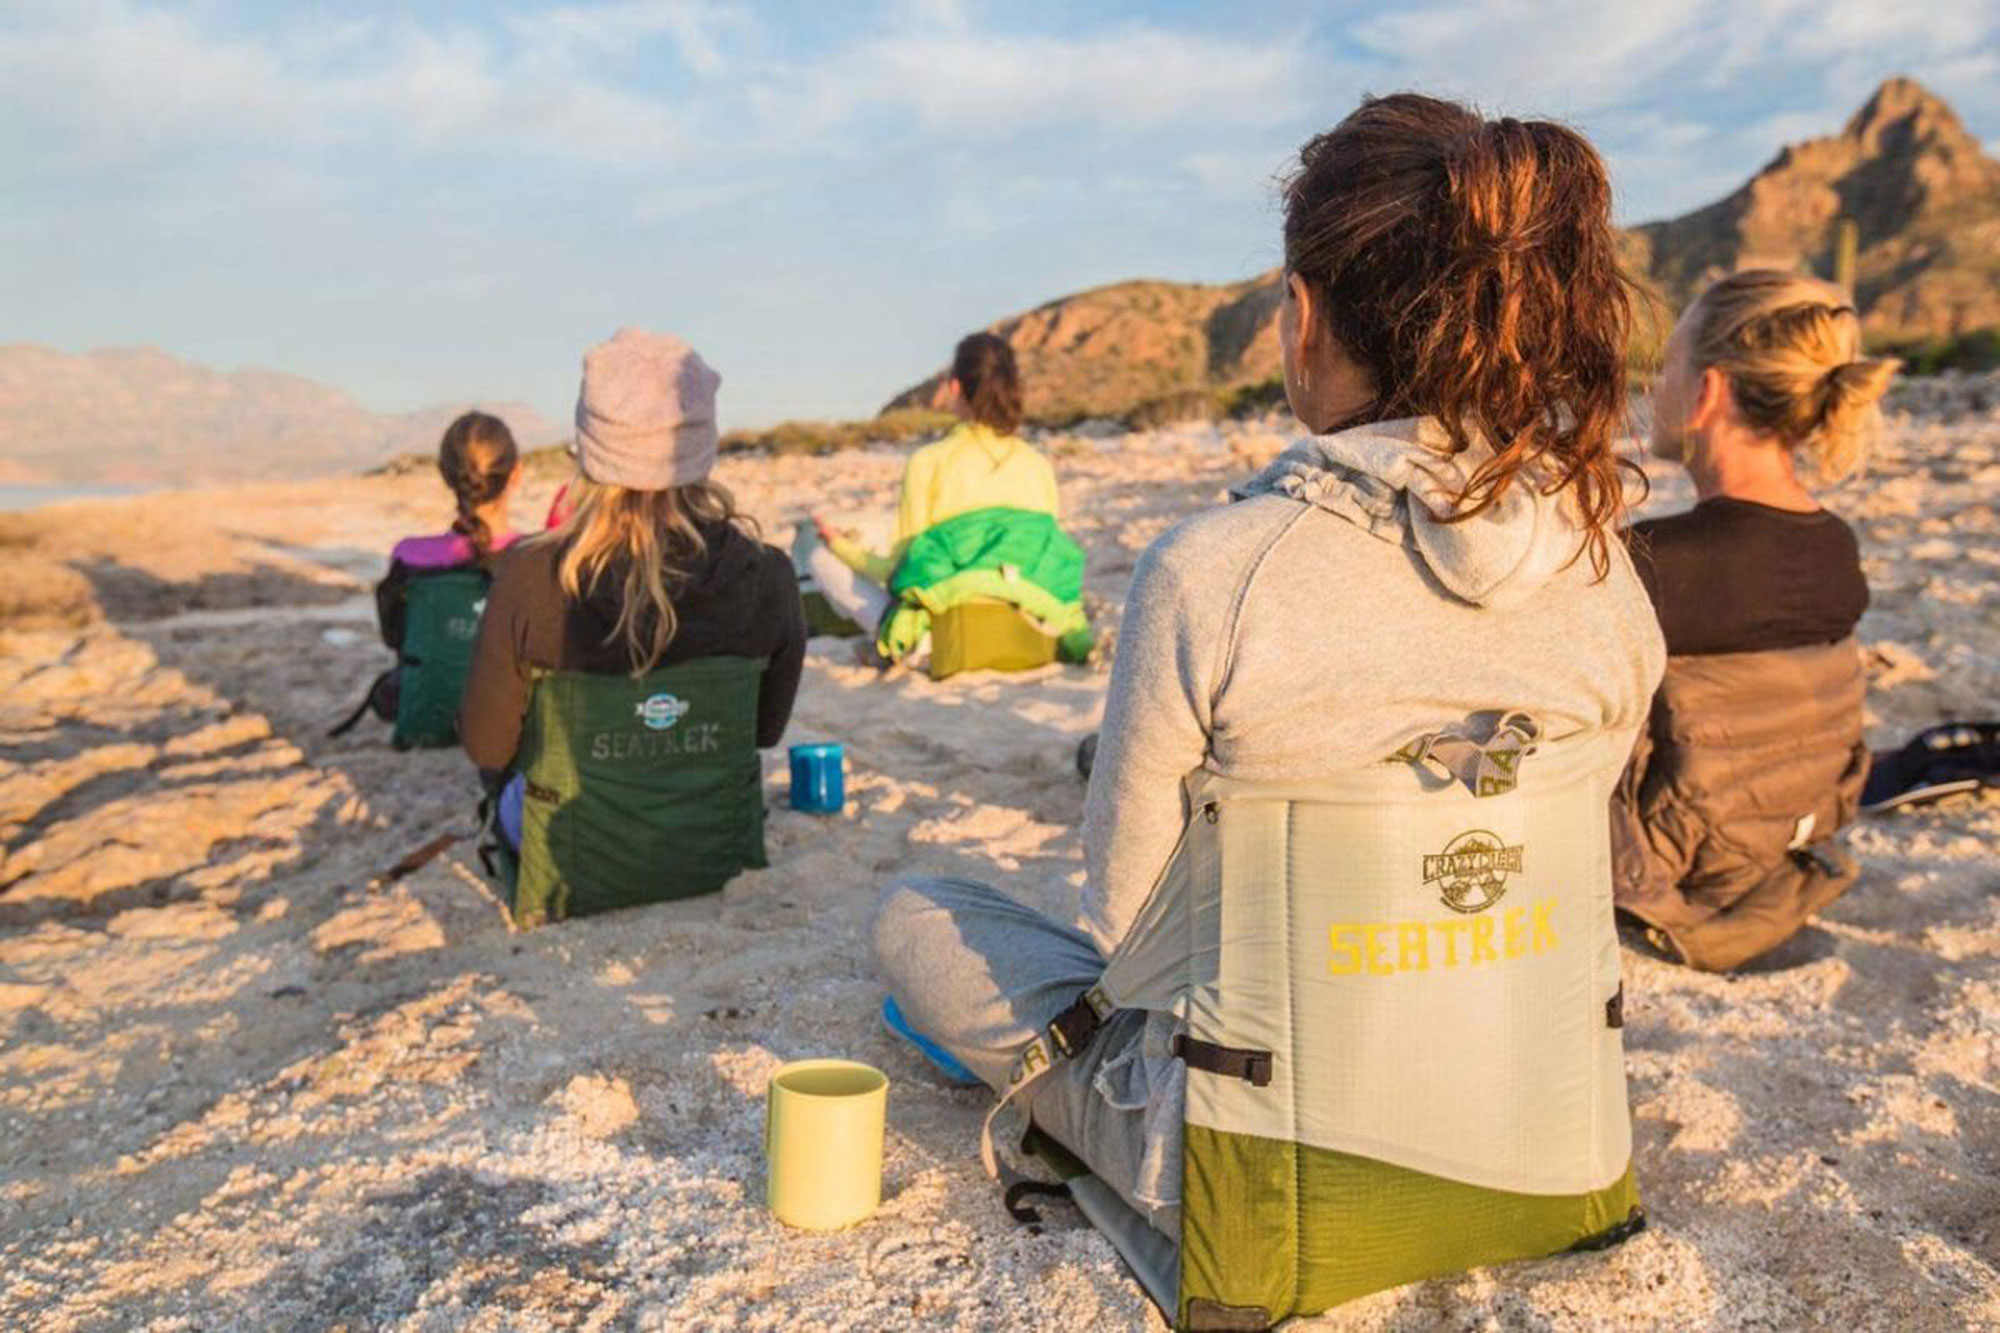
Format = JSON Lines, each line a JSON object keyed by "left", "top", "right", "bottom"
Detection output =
{"left": 340, "top": 412, "right": 524, "bottom": 746}
{"left": 374, "top": 411, "right": 523, "bottom": 648}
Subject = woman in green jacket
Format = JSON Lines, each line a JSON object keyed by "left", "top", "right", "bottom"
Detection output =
{"left": 806, "top": 333, "right": 1059, "bottom": 633}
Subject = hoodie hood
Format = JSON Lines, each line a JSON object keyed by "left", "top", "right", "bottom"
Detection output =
{"left": 1233, "top": 416, "right": 1588, "bottom": 609}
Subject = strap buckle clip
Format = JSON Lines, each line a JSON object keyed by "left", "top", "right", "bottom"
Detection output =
{"left": 1047, "top": 984, "right": 1111, "bottom": 1059}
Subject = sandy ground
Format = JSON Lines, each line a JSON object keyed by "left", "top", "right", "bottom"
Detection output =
{"left": 0, "top": 390, "right": 1995, "bottom": 1331}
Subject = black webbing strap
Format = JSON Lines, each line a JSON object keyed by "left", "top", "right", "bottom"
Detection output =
{"left": 1001, "top": 1179, "right": 1072, "bottom": 1224}
{"left": 1172, "top": 1034, "right": 1274, "bottom": 1088}
{"left": 983, "top": 986, "right": 1112, "bottom": 1188}
{"left": 328, "top": 669, "right": 393, "bottom": 738}
{"left": 1568, "top": 1206, "right": 1648, "bottom": 1253}
{"left": 474, "top": 784, "right": 507, "bottom": 882}
{"left": 1047, "top": 988, "right": 1107, "bottom": 1058}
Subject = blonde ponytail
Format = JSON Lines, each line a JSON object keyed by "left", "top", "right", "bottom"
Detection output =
{"left": 534, "top": 475, "right": 746, "bottom": 674}
{"left": 1814, "top": 355, "right": 1900, "bottom": 480}
{"left": 1688, "top": 270, "right": 1899, "bottom": 481}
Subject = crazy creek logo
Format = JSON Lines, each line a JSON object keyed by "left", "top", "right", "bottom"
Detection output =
{"left": 1422, "top": 830, "right": 1523, "bottom": 915}
{"left": 634, "top": 693, "right": 692, "bottom": 731}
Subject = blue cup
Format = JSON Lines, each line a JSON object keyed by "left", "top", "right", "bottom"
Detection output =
{"left": 789, "top": 743, "right": 846, "bottom": 814}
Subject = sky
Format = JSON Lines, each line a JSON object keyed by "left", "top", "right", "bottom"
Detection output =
{"left": 3, "top": 0, "right": 1997, "bottom": 429}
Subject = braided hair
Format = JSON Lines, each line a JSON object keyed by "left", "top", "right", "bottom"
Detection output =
{"left": 437, "top": 411, "right": 520, "bottom": 560}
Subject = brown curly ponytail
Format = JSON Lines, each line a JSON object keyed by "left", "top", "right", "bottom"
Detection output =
{"left": 437, "top": 411, "right": 520, "bottom": 561}
{"left": 1282, "top": 93, "right": 1638, "bottom": 575}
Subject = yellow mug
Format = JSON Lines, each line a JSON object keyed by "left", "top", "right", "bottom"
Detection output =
{"left": 765, "top": 1059, "right": 889, "bottom": 1230}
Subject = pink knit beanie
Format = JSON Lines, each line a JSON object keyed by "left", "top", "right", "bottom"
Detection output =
{"left": 573, "top": 328, "right": 722, "bottom": 490}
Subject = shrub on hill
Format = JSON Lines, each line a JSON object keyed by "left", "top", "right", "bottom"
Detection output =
{"left": 719, "top": 408, "right": 958, "bottom": 457}
{"left": 1874, "top": 329, "right": 2000, "bottom": 375}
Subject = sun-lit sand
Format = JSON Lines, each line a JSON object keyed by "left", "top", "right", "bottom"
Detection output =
{"left": 1, "top": 383, "right": 1996, "bottom": 1329}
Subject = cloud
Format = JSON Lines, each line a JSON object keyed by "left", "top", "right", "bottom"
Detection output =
{"left": 1339, "top": 0, "right": 2000, "bottom": 220}
{"left": 1178, "top": 149, "right": 1291, "bottom": 202}
{"left": 1355, "top": 0, "right": 2000, "bottom": 118}
{"left": 506, "top": 0, "right": 742, "bottom": 76}
{"left": 0, "top": 1, "right": 299, "bottom": 164}
{"left": 348, "top": 27, "right": 693, "bottom": 166}
{"left": 807, "top": 25, "right": 1315, "bottom": 137}
{"left": 1353, "top": 0, "right": 1708, "bottom": 115}
{"left": 0, "top": 0, "right": 709, "bottom": 177}
{"left": 0, "top": 0, "right": 1314, "bottom": 206}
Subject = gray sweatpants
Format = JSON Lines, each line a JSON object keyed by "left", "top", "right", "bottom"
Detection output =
{"left": 870, "top": 877, "right": 1180, "bottom": 1238}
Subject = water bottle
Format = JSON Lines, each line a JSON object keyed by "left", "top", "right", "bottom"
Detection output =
{"left": 789, "top": 742, "right": 845, "bottom": 814}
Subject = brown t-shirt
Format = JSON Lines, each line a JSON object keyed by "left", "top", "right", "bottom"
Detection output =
{"left": 1627, "top": 498, "right": 1868, "bottom": 656}
{"left": 459, "top": 520, "right": 806, "bottom": 779}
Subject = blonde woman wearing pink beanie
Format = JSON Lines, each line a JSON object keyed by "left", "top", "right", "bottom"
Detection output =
{"left": 461, "top": 329, "right": 806, "bottom": 846}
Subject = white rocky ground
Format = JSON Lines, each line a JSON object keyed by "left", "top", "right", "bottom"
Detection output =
{"left": 1, "top": 380, "right": 1995, "bottom": 1330}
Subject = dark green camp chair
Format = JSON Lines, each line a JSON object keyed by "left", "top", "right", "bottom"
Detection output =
{"left": 485, "top": 655, "right": 769, "bottom": 926}
{"left": 325, "top": 567, "right": 489, "bottom": 750}
{"left": 395, "top": 569, "right": 490, "bottom": 747}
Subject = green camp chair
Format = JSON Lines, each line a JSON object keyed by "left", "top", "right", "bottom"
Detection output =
{"left": 927, "top": 599, "right": 1059, "bottom": 680}
{"left": 393, "top": 568, "right": 490, "bottom": 748}
{"left": 485, "top": 655, "right": 769, "bottom": 926}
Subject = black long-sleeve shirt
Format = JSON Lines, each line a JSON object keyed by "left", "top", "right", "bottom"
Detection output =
{"left": 1627, "top": 497, "right": 1868, "bottom": 656}
{"left": 460, "top": 520, "right": 806, "bottom": 780}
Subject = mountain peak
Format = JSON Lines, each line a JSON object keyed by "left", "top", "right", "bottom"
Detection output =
{"left": 1843, "top": 75, "right": 1978, "bottom": 155}
{"left": 1634, "top": 80, "right": 2000, "bottom": 339}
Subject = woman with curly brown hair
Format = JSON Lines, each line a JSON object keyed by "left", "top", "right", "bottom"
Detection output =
{"left": 872, "top": 93, "right": 1665, "bottom": 1319}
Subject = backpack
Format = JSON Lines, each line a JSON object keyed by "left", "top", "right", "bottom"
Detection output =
{"left": 480, "top": 655, "right": 769, "bottom": 926}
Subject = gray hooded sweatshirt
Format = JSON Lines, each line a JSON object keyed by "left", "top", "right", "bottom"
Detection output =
{"left": 1061, "top": 418, "right": 1666, "bottom": 1222}
{"left": 1080, "top": 416, "right": 1665, "bottom": 954}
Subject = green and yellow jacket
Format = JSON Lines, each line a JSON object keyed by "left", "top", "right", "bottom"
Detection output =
{"left": 877, "top": 506, "right": 1094, "bottom": 663}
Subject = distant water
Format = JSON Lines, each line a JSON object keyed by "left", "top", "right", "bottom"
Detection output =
{"left": 0, "top": 482, "right": 147, "bottom": 512}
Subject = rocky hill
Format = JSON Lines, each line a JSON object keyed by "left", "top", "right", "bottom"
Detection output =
{"left": 1630, "top": 76, "right": 2000, "bottom": 337}
{"left": 884, "top": 274, "right": 1283, "bottom": 423}
{"left": 0, "top": 345, "right": 558, "bottom": 486}
{"left": 888, "top": 77, "right": 1999, "bottom": 421}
